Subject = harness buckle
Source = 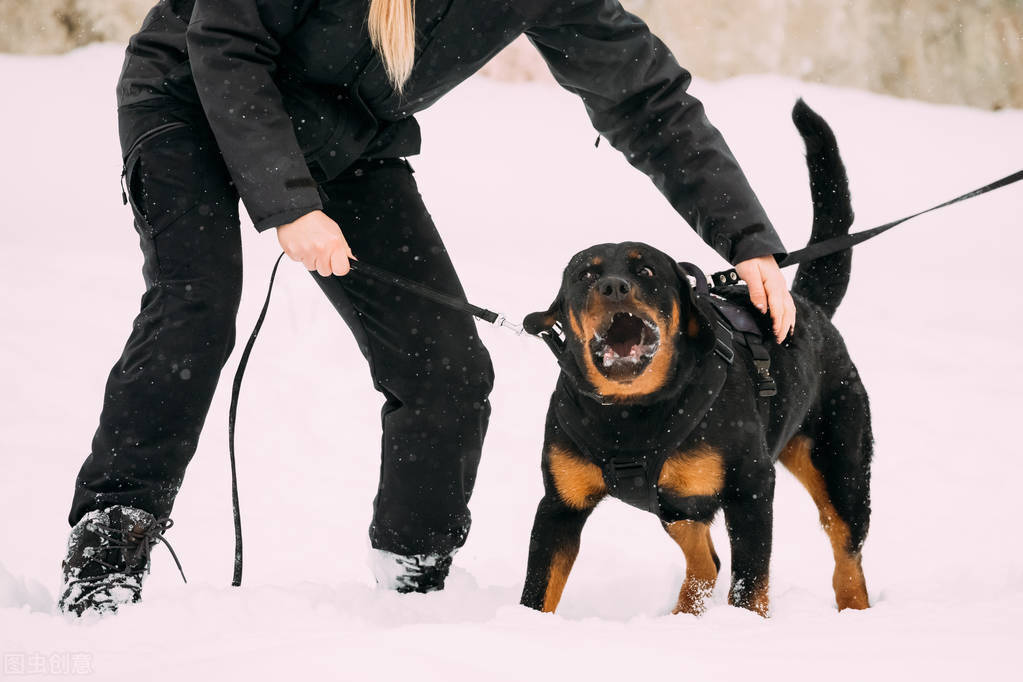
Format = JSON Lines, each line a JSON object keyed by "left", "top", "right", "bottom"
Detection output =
{"left": 753, "top": 358, "right": 778, "bottom": 397}
{"left": 535, "top": 323, "right": 567, "bottom": 357}
{"left": 611, "top": 457, "right": 645, "bottom": 481}
{"left": 714, "top": 321, "right": 735, "bottom": 364}
{"left": 606, "top": 456, "right": 660, "bottom": 514}
{"left": 610, "top": 457, "right": 648, "bottom": 495}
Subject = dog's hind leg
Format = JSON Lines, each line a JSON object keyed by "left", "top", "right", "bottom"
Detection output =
{"left": 663, "top": 520, "right": 720, "bottom": 615}
{"left": 779, "top": 397, "right": 872, "bottom": 610}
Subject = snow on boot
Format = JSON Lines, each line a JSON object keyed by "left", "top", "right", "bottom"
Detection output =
{"left": 370, "top": 549, "right": 454, "bottom": 594}
{"left": 57, "top": 505, "right": 185, "bottom": 616}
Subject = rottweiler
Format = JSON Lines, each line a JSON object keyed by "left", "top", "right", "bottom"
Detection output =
{"left": 519, "top": 100, "right": 872, "bottom": 617}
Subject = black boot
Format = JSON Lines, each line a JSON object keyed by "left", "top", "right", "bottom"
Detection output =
{"left": 58, "top": 506, "right": 185, "bottom": 616}
{"left": 370, "top": 549, "right": 455, "bottom": 594}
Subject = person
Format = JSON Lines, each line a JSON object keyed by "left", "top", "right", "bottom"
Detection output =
{"left": 58, "top": 0, "right": 797, "bottom": 616}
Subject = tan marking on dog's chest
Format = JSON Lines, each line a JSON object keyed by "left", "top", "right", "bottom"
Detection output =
{"left": 658, "top": 445, "right": 725, "bottom": 497}
{"left": 548, "top": 445, "right": 607, "bottom": 510}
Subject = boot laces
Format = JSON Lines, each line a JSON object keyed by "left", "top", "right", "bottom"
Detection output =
{"left": 87, "top": 516, "right": 187, "bottom": 583}
{"left": 395, "top": 553, "right": 452, "bottom": 582}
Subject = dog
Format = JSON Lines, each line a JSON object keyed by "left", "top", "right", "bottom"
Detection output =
{"left": 518, "top": 100, "right": 872, "bottom": 617}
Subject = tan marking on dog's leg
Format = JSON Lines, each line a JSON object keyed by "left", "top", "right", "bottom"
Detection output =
{"left": 779, "top": 436, "right": 869, "bottom": 611}
{"left": 542, "top": 546, "right": 578, "bottom": 613}
{"left": 665, "top": 521, "right": 718, "bottom": 615}
{"left": 658, "top": 445, "right": 725, "bottom": 497}
{"left": 748, "top": 579, "right": 770, "bottom": 617}
{"left": 548, "top": 445, "right": 606, "bottom": 511}
{"left": 726, "top": 578, "right": 770, "bottom": 616}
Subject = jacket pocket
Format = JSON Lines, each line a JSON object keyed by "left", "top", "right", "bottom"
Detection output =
{"left": 305, "top": 93, "right": 382, "bottom": 182}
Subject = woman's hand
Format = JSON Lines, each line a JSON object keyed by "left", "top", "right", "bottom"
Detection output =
{"left": 734, "top": 255, "right": 796, "bottom": 343}
{"left": 276, "top": 210, "right": 355, "bottom": 277}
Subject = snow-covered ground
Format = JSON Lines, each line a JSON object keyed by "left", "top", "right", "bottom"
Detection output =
{"left": 2, "top": 44, "right": 1022, "bottom": 681}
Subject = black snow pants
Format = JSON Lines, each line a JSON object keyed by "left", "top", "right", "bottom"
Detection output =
{"left": 68, "top": 107, "right": 494, "bottom": 557}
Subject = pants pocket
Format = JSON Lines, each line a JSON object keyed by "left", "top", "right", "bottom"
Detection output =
{"left": 122, "top": 125, "right": 213, "bottom": 238}
{"left": 123, "top": 149, "right": 147, "bottom": 227}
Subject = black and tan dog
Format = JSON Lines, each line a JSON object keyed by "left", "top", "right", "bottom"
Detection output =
{"left": 519, "top": 101, "right": 872, "bottom": 617}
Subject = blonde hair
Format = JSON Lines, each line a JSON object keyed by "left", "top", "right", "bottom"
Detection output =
{"left": 368, "top": 0, "right": 416, "bottom": 94}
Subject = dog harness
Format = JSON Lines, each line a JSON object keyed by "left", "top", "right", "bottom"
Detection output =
{"left": 544, "top": 263, "right": 776, "bottom": 515}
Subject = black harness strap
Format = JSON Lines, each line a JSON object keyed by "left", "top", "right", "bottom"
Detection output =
{"left": 702, "top": 294, "right": 777, "bottom": 397}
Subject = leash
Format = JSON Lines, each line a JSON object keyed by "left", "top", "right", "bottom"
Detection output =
{"left": 227, "top": 252, "right": 285, "bottom": 586}
{"left": 226, "top": 166, "right": 1021, "bottom": 585}
{"left": 226, "top": 252, "right": 522, "bottom": 586}
{"left": 348, "top": 260, "right": 523, "bottom": 334}
{"left": 707, "top": 168, "right": 1023, "bottom": 287}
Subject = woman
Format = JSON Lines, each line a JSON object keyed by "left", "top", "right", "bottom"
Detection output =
{"left": 59, "top": 0, "right": 796, "bottom": 616}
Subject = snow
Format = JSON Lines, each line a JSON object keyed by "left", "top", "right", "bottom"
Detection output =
{"left": 2, "top": 43, "right": 1022, "bottom": 680}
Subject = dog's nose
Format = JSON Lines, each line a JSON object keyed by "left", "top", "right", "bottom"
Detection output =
{"left": 596, "top": 276, "right": 631, "bottom": 301}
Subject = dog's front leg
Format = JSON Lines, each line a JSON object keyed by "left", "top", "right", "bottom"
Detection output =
{"left": 520, "top": 494, "right": 595, "bottom": 612}
{"left": 722, "top": 465, "right": 776, "bottom": 617}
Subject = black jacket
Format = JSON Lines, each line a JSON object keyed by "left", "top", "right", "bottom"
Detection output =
{"left": 118, "top": 0, "right": 785, "bottom": 262}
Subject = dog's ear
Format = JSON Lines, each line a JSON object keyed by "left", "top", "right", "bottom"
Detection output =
{"left": 673, "top": 262, "right": 717, "bottom": 354}
{"left": 523, "top": 294, "right": 564, "bottom": 335}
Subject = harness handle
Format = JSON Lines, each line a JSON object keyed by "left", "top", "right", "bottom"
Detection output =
{"left": 676, "top": 262, "right": 710, "bottom": 296}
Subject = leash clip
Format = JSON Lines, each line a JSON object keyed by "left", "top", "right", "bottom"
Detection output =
{"left": 494, "top": 315, "right": 524, "bottom": 336}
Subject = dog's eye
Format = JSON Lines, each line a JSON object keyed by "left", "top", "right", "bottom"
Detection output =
{"left": 578, "top": 270, "right": 598, "bottom": 283}
{"left": 638, "top": 266, "right": 655, "bottom": 278}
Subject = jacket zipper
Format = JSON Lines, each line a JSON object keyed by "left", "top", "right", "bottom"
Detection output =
{"left": 121, "top": 121, "right": 190, "bottom": 205}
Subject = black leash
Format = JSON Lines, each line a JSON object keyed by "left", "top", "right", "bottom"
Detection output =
{"left": 226, "top": 167, "right": 1021, "bottom": 585}
{"left": 348, "top": 260, "right": 524, "bottom": 332}
{"left": 226, "top": 252, "right": 520, "bottom": 586}
{"left": 707, "top": 168, "right": 1023, "bottom": 287}
{"left": 228, "top": 252, "right": 286, "bottom": 586}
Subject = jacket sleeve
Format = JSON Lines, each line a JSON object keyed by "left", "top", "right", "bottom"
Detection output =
{"left": 526, "top": 0, "right": 785, "bottom": 264}
{"left": 186, "top": 0, "right": 322, "bottom": 232}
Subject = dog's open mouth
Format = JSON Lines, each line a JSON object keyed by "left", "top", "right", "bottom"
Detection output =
{"left": 589, "top": 311, "right": 661, "bottom": 379}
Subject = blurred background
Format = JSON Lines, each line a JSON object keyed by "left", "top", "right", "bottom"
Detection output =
{"left": 1, "top": 0, "right": 1020, "bottom": 110}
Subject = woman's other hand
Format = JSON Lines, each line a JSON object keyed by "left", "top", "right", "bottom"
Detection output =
{"left": 277, "top": 210, "right": 355, "bottom": 277}
{"left": 734, "top": 255, "right": 796, "bottom": 343}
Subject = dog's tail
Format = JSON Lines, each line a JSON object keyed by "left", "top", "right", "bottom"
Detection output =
{"left": 791, "top": 99, "right": 854, "bottom": 319}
